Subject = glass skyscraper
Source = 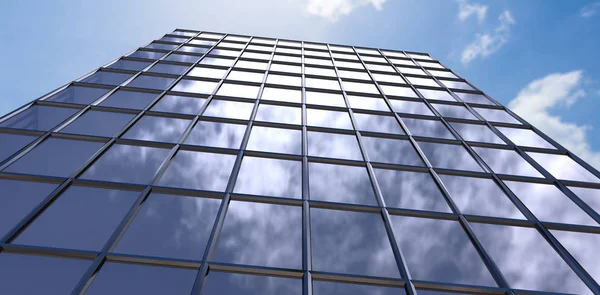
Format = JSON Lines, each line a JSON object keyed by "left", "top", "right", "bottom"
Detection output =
{"left": 0, "top": 29, "right": 599, "bottom": 295}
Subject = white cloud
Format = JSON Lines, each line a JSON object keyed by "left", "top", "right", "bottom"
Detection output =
{"left": 304, "top": 0, "right": 386, "bottom": 22}
{"left": 457, "top": 0, "right": 488, "bottom": 23}
{"left": 461, "top": 10, "right": 515, "bottom": 64}
{"left": 508, "top": 70, "right": 600, "bottom": 170}
{"left": 580, "top": 1, "right": 600, "bottom": 18}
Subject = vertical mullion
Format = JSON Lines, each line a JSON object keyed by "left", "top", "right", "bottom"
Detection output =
{"left": 300, "top": 42, "right": 313, "bottom": 295}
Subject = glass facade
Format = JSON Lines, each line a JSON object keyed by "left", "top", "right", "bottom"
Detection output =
{"left": 0, "top": 29, "right": 599, "bottom": 295}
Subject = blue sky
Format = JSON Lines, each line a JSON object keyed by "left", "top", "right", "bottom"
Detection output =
{"left": 1, "top": 0, "right": 600, "bottom": 168}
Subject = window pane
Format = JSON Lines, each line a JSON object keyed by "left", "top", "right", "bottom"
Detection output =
{"left": 389, "top": 99, "right": 433, "bottom": 116}
{"left": 267, "top": 74, "right": 301, "bottom": 87}
{"left": 449, "top": 122, "right": 505, "bottom": 144}
{"left": 455, "top": 92, "right": 494, "bottom": 105}
{"left": 123, "top": 116, "right": 191, "bottom": 143}
{"left": 234, "top": 156, "right": 301, "bottom": 199}
{"left": 247, "top": 126, "right": 301, "bottom": 154}
{"left": 0, "top": 105, "right": 78, "bottom": 131}
{"left": 401, "top": 117, "right": 455, "bottom": 139}
{"left": 14, "top": 186, "right": 137, "bottom": 251}
{"left": 347, "top": 95, "right": 390, "bottom": 112}
{"left": 108, "top": 59, "right": 151, "bottom": 71}
{"left": 441, "top": 80, "right": 474, "bottom": 91}
{"left": 0, "top": 253, "right": 90, "bottom": 294}
{"left": 216, "top": 83, "right": 260, "bottom": 99}
{"left": 306, "top": 78, "right": 340, "bottom": 91}
{"left": 214, "top": 201, "right": 302, "bottom": 269}
{"left": 438, "top": 175, "right": 524, "bottom": 219}
{"left": 127, "top": 75, "right": 176, "bottom": 91}
{"left": 380, "top": 85, "right": 417, "bottom": 98}
{"left": 407, "top": 77, "right": 439, "bottom": 88}
{"left": 158, "top": 151, "right": 236, "bottom": 192}
{"left": 80, "top": 144, "right": 170, "bottom": 184}
{"left": 256, "top": 104, "right": 301, "bottom": 125}
{"left": 188, "top": 67, "right": 228, "bottom": 79}
{"left": 375, "top": 169, "right": 450, "bottom": 212}
{"left": 473, "top": 107, "right": 520, "bottom": 124}
{"left": 496, "top": 127, "right": 554, "bottom": 149}
{"left": 227, "top": 70, "right": 264, "bottom": 83}
{"left": 311, "top": 208, "right": 400, "bottom": 278}
{"left": 305, "top": 66, "right": 336, "bottom": 77}
{"left": 527, "top": 152, "right": 600, "bottom": 183}
{"left": 551, "top": 230, "right": 600, "bottom": 284}
{"left": 202, "top": 272, "right": 301, "bottom": 295}
{"left": 148, "top": 63, "right": 189, "bottom": 75}
{"left": 372, "top": 73, "right": 404, "bottom": 84}
{"left": 5, "top": 138, "right": 103, "bottom": 177}
{"left": 432, "top": 104, "right": 477, "bottom": 120}
{"left": 146, "top": 43, "right": 178, "bottom": 50}
{"left": 470, "top": 223, "right": 591, "bottom": 294}
{"left": 151, "top": 95, "right": 207, "bottom": 115}
{"left": 397, "top": 67, "right": 426, "bottom": 75}
{"left": 99, "top": 90, "right": 158, "bottom": 110}
{"left": 82, "top": 71, "right": 132, "bottom": 86}
{"left": 340, "top": 70, "right": 371, "bottom": 80}
{"left": 61, "top": 111, "right": 133, "bottom": 138}
{"left": 417, "top": 142, "right": 483, "bottom": 172}
{"left": 418, "top": 89, "right": 455, "bottom": 101}
{"left": 569, "top": 187, "right": 600, "bottom": 216}
{"left": 177, "top": 45, "right": 208, "bottom": 54}
{"left": 113, "top": 193, "right": 220, "bottom": 260}
{"left": 428, "top": 70, "right": 457, "bottom": 79}
{"left": 0, "top": 179, "right": 58, "bottom": 238}
{"left": 309, "top": 162, "right": 377, "bottom": 205}
{"left": 200, "top": 57, "right": 236, "bottom": 67}
{"left": 172, "top": 79, "right": 219, "bottom": 94}
{"left": 185, "top": 121, "right": 247, "bottom": 149}
{"left": 354, "top": 113, "right": 404, "bottom": 134}
{"left": 203, "top": 100, "right": 254, "bottom": 120}
{"left": 362, "top": 137, "right": 423, "bottom": 166}
{"left": 235, "top": 60, "right": 268, "bottom": 70}
{"left": 504, "top": 181, "right": 597, "bottom": 225}
{"left": 0, "top": 133, "right": 38, "bottom": 162}
{"left": 306, "top": 108, "right": 353, "bottom": 130}
{"left": 342, "top": 81, "right": 380, "bottom": 94}
{"left": 261, "top": 87, "right": 301, "bottom": 104}
{"left": 473, "top": 147, "right": 542, "bottom": 177}
{"left": 270, "top": 63, "right": 301, "bottom": 73}
{"left": 305, "top": 91, "right": 346, "bottom": 107}
{"left": 165, "top": 53, "right": 200, "bottom": 63}
{"left": 313, "top": 281, "right": 405, "bottom": 295}
{"left": 46, "top": 86, "right": 110, "bottom": 105}
{"left": 390, "top": 216, "right": 497, "bottom": 286}
{"left": 308, "top": 131, "right": 363, "bottom": 160}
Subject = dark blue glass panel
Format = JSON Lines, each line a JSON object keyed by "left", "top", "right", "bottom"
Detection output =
{"left": 128, "top": 50, "right": 166, "bottom": 60}
{"left": 14, "top": 186, "right": 138, "bottom": 251}
{"left": 126, "top": 75, "right": 176, "bottom": 90}
{"left": 4, "top": 138, "right": 104, "bottom": 177}
{"left": 313, "top": 281, "right": 406, "bottom": 295}
{"left": 123, "top": 116, "right": 191, "bottom": 143}
{"left": 80, "top": 144, "right": 170, "bottom": 184}
{"left": 202, "top": 272, "right": 301, "bottom": 295}
{"left": 0, "top": 253, "right": 90, "bottom": 294}
{"left": 234, "top": 156, "right": 302, "bottom": 198}
{"left": 374, "top": 168, "right": 450, "bottom": 212}
{"left": 86, "top": 262, "right": 197, "bottom": 295}
{"left": 148, "top": 63, "right": 189, "bottom": 75}
{"left": 177, "top": 46, "right": 209, "bottom": 54}
{"left": 99, "top": 90, "right": 158, "bottom": 110}
{"left": 214, "top": 201, "right": 302, "bottom": 269}
{"left": 146, "top": 43, "right": 178, "bottom": 50}
{"left": 309, "top": 162, "right": 377, "bottom": 205}
{"left": 60, "top": 110, "right": 135, "bottom": 137}
{"left": 185, "top": 121, "right": 247, "bottom": 149}
{"left": 417, "top": 142, "right": 483, "bottom": 172}
{"left": 390, "top": 215, "right": 497, "bottom": 286}
{"left": 0, "top": 133, "right": 38, "bottom": 163}
{"left": 151, "top": 95, "right": 206, "bottom": 115}
{"left": 46, "top": 86, "right": 110, "bottom": 105}
{"left": 311, "top": 208, "right": 400, "bottom": 278}
{"left": 362, "top": 137, "right": 423, "bottom": 166}
{"left": 164, "top": 53, "right": 201, "bottom": 63}
{"left": 81, "top": 71, "right": 133, "bottom": 86}
{"left": 0, "top": 179, "right": 58, "bottom": 238}
{"left": 401, "top": 117, "right": 455, "bottom": 139}
{"left": 107, "top": 60, "right": 151, "bottom": 71}
{"left": 0, "top": 105, "right": 78, "bottom": 131}
{"left": 158, "top": 151, "right": 236, "bottom": 192}
{"left": 113, "top": 193, "right": 220, "bottom": 260}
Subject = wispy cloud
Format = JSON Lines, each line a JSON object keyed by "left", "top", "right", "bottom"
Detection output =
{"left": 580, "top": 1, "right": 600, "bottom": 18}
{"left": 457, "top": 0, "right": 488, "bottom": 23}
{"left": 461, "top": 10, "right": 515, "bottom": 65}
{"left": 508, "top": 70, "right": 600, "bottom": 170}
{"left": 303, "top": 0, "right": 386, "bottom": 22}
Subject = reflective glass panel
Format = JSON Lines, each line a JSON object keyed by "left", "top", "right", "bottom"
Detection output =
{"left": 347, "top": 95, "right": 390, "bottom": 112}
{"left": 203, "top": 100, "right": 254, "bottom": 120}
{"left": 80, "top": 144, "right": 170, "bottom": 184}
{"left": 234, "top": 156, "right": 301, "bottom": 199}
{"left": 342, "top": 81, "right": 380, "bottom": 94}
{"left": 270, "top": 63, "right": 301, "bottom": 73}
{"left": 172, "top": 79, "right": 219, "bottom": 94}
{"left": 306, "top": 78, "right": 340, "bottom": 91}
{"left": 397, "top": 67, "right": 426, "bottom": 75}
{"left": 340, "top": 70, "right": 371, "bottom": 80}
{"left": 401, "top": 117, "right": 455, "bottom": 139}
{"left": 432, "top": 104, "right": 477, "bottom": 120}
{"left": 177, "top": 45, "right": 209, "bottom": 54}
{"left": 202, "top": 272, "right": 301, "bottom": 295}
{"left": 216, "top": 83, "right": 260, "bottom": 99}
{"left": 309, "top": 162, "right": 377, "bottom": 205}
{"left": 390, "top": 216, "right": 497, "bottom": 286}
{"left": 127, "top": 75, "right": 176, "bottom": 90}
{"left": 473, "top": 147, "right": 543, "bottom": 177}
{"left": 417, "top": 142, "right": 483, "bottom": 172}
{"left": 247, "top": 126, "right": 301, "bottom": 154}
{"left": 380, "top": 85, "right": 418, "bottom": 98}
{"left": 267, "top": 74, "right": 302, "bottom": 87}
{"left": 311, "top": 208, "right": 400, "bottom": 278}
{"left": 470, "top": 223, "right": 592, "bottom": 294}
{"left": 123, "top": 116, "right": 191, "bottom": 143}
{"left": 0, "top": 133, "right": 38, "bottom": 162}
{"left": 428, "top": 70, "right": 458, "bottom": 79}
{"left": 313, "top": 281, "right": 405, "bottom": 295}
{"left": 455, "top": 92, "right": 494, "bottom": 105}
{"left": 305, "top": 91, "right": 347, "bottom": 107}
{"left": 449, "top": 122, "right": 505, "bottom": 144}
{"left": 158, "top": 151, "right": 236, "bottom": 192}
{"left": 129, "top": 51, "right": 168, "bottom": 60}
{"left": 0, "top": 105, "right": 78, "bottom": 131}
{"left": 551, "top": 230, "right": 600, "bottom": 283}
{"left": 389, "top": 99, "right": 434, "bottom": 116}
{"left": 46, "top": 85, "right": 110, "bottom": 105}
{"left": 86, "top": 262, "right": 197, "bottom": 295}
{"left": 407, "top": 77, "right": 440, "bottom": 88}
{"left": 496, "top": 127, "right": 554, "bottom": 149}
{"left": 114, "top": 193, "right": 220, "bottom": 260}
{"left": 307, "top": 131, "right": 363, "bottom": 160}
{"left": 354, "top": 113, "right": 404, "bottom": 134}
{"left": 569, "top": 187, "right": 600, "bottom": 215}
{"left": 214, "top": 201, "right": 302, "bottom": 269}
{"left": 362, "top": 137, "right": 423, "bottom": 166}
{"left": 227, "top": 70, "right": 264, "bottom": 83}
{"left": 375, "top": 168, "right": 450, "bottom": 212}
{"left": 14, "top": 186, "right": 138, "bottom": 251}
{"left": 255, "top": 104, "right": 301, "bottom": 125}
{"left": 527, "top": 152, "right": 600, "bottom": 183}
{"left": 441, "top": 80, "right": 474, "bottom": 91}
{"left": 82, "top": 71, "right": 132, "bottom": 86}
{"left": 235, "top": 60, "right": 268, "bottom": 70}
{"left": 473, "top": 107, "right": 520, "bottom": 124}
{"left": 185, "top": 121, "right": 246, "bottom": 149}
{"left": 305, "top": 67, "right": 336, "bottom": 77}
{"left": 372, "top": 73, "right": 404, "bottom": 84}
{"left": 306, "top": 108, "right": 353, "bottom": 130}
{"left": 188, "top": 67, "right": 228, "bottom": 79}
{"left": 108, "top": 59, "right": 151, "bottom": 71}
{"left": 151, "top": 95, "right": 207, "bottom": 115}
{"left": 5, "top": 138, "right": 103, "bottom": 177}
{"left": 148, "top": 63, "right": 189, "bottom": 75}
{"left": 418, "top": 89, "right": 455, "bottom": 101}
{"left": 261, "top": 87, "right": 301, "bottom": 104}
{"left": 99, "top": 90, "right": 158, "bottom": 110}
{"left": 200, "top": 57, "right": 236, "bottom": 67}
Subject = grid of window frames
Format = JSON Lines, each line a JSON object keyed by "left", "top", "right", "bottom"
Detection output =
{"left": 1, "top": 29, "right": 600, "bottom": 295}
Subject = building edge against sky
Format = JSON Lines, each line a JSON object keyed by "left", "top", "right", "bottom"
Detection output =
{"left": 0, "top": 29, "right": 599, "bottom": 294}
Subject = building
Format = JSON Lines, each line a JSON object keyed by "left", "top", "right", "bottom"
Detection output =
{"left": 0, "top": 29, "right": 599, "bottom": 295}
